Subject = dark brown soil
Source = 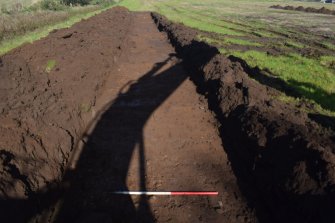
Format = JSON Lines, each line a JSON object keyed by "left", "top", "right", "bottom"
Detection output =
{"left": 0, "top": 7, "right": 255, "bottom": 223}
{"left": 0, "top": 6, "right": 133, "bottom": 222}
{"left": 53, "top": 11, "right": 256, "bottom": 223}
{"left": 270, "top": 5, "right": 335, "bottom": 16}
{"left": 152, "top": 12, "right": 335, "bottom": 223}
{"left": 1, "top": 6, "right": 335, "bottom": 223}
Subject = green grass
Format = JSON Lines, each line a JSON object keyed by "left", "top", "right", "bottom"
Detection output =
{"left": 284, "top": 40, "right": 305, "bottom": 49}
{"left": 45, "top": 59, "right": 56, "bottom": 73}
{"left": 117, "top": 0, "right": 335, "bottom": 113}
{"left": 0, "top": 5, "right": 113, "bottom": 55}
{"left": 198, "top": 35, "right": 262, "bottom": 47}
{"left": 155, "top": 5, "right": 244, "bottom": 36}
{"left": 197, "top": 35, "right": 221, "bottom": 45}
{"left": 165, "top": 6, "right": 247, "bottom": 32}
{"left": 182, "top": 19, "right": 243, "bottom": 36}
{"left": 118, "top": 0, "right": 143, "bottom": 11}
{"left": 320, "top": 55, "right": 335, "bottom": 69}
{"left": 231, "top": 50, "right": 335, "bottom": 111}
{"left": 323, "top": 42, "right": 335, "bottom": 51}
{"left": 224, "top": 37, "right": 262, "bottom": 46}
{"left": 277, "top": 94, "right": 335, "bottom": 118}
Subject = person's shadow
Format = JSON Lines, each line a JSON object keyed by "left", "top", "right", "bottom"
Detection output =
{"left": 0, "top": 40, "right": 219, "bottom": 223}
{"left": 53, "top": 54, "right": 188, "bottom": 223}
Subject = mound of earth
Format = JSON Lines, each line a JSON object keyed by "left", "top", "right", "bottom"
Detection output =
{"left": 270, "top": 5, "right": 335, "bottom": 15}
{"left": 0, "top": 6, "right": 132, "bottom": 221}
{"left": 152, "top": 12, "right": 335, "bottom": 223}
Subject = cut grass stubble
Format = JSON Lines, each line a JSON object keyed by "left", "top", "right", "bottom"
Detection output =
{"left": 0, "top": 5, "right": 114, "bottom": 55}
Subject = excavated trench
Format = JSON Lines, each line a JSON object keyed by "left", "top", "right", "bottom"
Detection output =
{"left": 0, "top": 7, "right": 335, "bottom": 223}
{"left": 151, "top": 12, "right": 335, "bottom": 223}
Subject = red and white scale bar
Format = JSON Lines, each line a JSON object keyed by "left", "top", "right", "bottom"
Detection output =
{"left": 113, "top": 191, "right": 219, "bottom": 196}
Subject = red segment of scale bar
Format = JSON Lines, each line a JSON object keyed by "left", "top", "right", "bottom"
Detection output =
{"left": 171, "top": 191, "right": 218, "bottom": 196}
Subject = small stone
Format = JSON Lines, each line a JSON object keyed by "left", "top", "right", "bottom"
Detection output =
{"left": 62, "top": 33, "right": 73, "bottom": 39}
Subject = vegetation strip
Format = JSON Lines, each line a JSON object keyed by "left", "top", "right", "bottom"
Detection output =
{"left": 0, "top": 0, "right": 116, "bottom": 55}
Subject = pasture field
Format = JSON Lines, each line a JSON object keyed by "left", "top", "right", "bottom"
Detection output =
{"left": 119, "top": 0, "right": 335, "bottom": 117}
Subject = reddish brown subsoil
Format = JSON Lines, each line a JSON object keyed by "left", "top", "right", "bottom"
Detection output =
{"left": 0, "top": 7, "right": 255, "bottom": 223}
{"left": 1, "top": 6, "right": 335, "bottom": 223}
{"left": 270, "top": 5, "right": 335, "bottom": 16}
{"left": 53, "top": 11, "right": 255, "bottom": 223}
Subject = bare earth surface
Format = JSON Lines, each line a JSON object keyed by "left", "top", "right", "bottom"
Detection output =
{"left": 55, "top": 12, "right": 254, "bottom": 223}
{"left": 0, "top": 7, "right": 254, "bottom": 223}
{"left": 2, "top": 6, "right": 335, "bottom": 223}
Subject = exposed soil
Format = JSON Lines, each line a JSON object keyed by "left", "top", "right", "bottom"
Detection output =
{"left": 270, "top": 5, "right": 335, "bottom": 16}
{"left": 152, "top": 12, "right": 335, "bottom": 223}
{"left": 0, "top": 7, "right": 255, "bottom": 223}
{"left": 0, "top": 7, "right": 133, "bottom": 222}
{"left": 1, "top": 6, "right": 335, "bottom": 223}
{"left": 53, "top": 11, "right": 255, "bottom": 223}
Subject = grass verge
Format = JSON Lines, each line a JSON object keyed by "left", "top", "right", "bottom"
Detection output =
{"left": 0, "top": 4, "right": 114, "bottom": 55}
{"left": 230, "top": 50, "right": 335, "bottom": 112}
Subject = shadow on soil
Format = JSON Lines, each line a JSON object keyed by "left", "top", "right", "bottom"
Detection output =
{"left": 179, "top": 41, "right": 335, "bottom": 223}
{"left": 54, "top": 54, "right": 189, "bottom": 223}
{"left": 2, "top": 33, "right": 333, "bottom": 223}
{"left": 0, "top": 54, "right": 189, "bottom": 222}
{"left": 308, "top": 113, "right": 335, "bottom": 131}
